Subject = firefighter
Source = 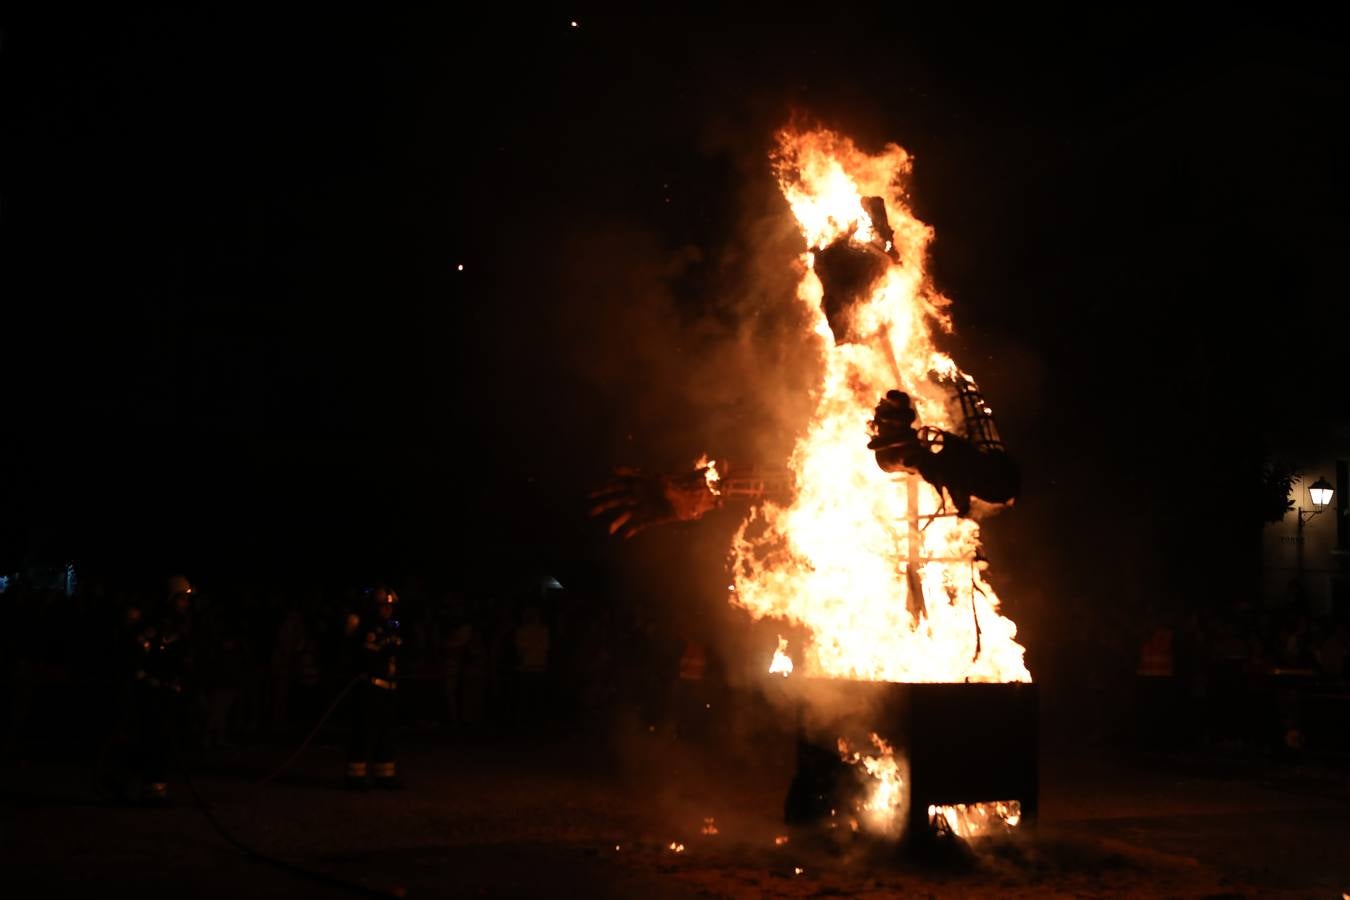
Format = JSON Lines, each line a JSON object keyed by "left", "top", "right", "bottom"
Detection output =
{"left": 345, "top": 585, "right": 402, "bottom": 789}
{"left": 1135, "top": 614, "right": 1177, "bottom": 752}
{"left": 128, "top": 576, "right": 195, "bottom": 803}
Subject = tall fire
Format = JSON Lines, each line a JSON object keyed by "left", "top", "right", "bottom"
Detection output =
{"left": 729, "top": 126, "right": 1030, "bottom": 687}
{"left": 591, "top": 124, "right": 1037, "bottom": 842}
{"left": 726, "top": 126, "right": 1031, "bottom": 839}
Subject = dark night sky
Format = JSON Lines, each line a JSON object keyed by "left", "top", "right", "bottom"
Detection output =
{"left": 4, "top": 8, "right": 1349, "bottom": 641}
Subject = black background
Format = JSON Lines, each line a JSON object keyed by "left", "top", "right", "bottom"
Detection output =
{"left": 5, "top": 9, "right": 1348, "bottom": 668}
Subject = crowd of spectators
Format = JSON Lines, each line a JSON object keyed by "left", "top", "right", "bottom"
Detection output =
{"left": 8, "top": 564, "right": 1347, "bottom": 776}
{"left": 0, "top": 568, "right": 714, "bottom": 768}
{"left": 1135, "top": 598, "right": 1350, "bottom": 758}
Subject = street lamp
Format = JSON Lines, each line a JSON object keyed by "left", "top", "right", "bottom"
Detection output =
{"left": 1298, "top": 476, "right": 1335, "bottom": 529}
{"left": 1292, "top": 476, "right": 1335, "bottom": 607}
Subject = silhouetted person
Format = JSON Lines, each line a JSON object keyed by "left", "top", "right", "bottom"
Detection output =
{"left": 672, "top": 636, "right": 710, "bottom": 742}
{"left": 442, "top": 598, "right": 472, "bottom": 730}
{"left": 514, "top": 606, "right": 550, "bottom": 731}
{"left": 1135, "top": 615, "right": 1176, "bottom": 752}
{"left": 1315, "top": 619, "right": 1348, "bottom": 684}
{"left": 271, "top": 606, "right": 306, "bottom": 731}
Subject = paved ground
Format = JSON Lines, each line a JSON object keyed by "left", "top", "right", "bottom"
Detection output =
{"left": 3, "top": 725, "right": 1349, "bottom": 898}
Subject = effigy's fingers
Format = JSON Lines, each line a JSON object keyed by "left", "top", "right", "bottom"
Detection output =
{"left": 588, "top": 492, "right": 639, "bottom": 516}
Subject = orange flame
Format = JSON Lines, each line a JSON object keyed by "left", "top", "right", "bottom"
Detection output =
{"left": 769, "top": 635, "right": 794, "bottom": 677}
{"left": 929, "top": 801, "right": 1022, "bottom": 838}
{"left": 839, "top": 733, "right": 907, "bottom": 833}
{"left": 729, "top": 126, "right": 1029, "bottom": 686}
{"left": 695, "top": 453, "right": 722, "bottom": 496}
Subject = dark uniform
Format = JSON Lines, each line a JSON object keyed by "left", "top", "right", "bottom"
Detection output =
{"left": 130, "top": 590, "right": 193, "bottom": 802}
{"left": 345, "top": 586, "right": 401, "bottom": 788}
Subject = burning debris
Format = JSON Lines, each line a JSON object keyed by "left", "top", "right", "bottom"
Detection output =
{"left": 700, "top": 818, "right": 719, "bottom": 836}
{"left": 929, "top": 801, "right": 1022, "bottom": 838}
{"left": 785, "top": 680, "right": 1038, "bottom": 839}
{"left": 838, "top": 734, "right": 906, "bottom": 834}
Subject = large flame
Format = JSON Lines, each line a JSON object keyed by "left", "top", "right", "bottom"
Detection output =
{"left": 730, "top": 126, "right": 1029, "bottom": 685}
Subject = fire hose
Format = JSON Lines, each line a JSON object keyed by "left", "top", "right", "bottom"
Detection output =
{"left": 255, "top": 673, "right": 366, "bottom": 786}
{"left": 184, "top": 673, "right": 407, "bottom": 898}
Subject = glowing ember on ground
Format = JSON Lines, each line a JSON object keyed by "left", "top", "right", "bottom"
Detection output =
{"left": 793, "top": 867, "right": 804, "bottom": 875}
{"left": 701, "top": 817, "right": 719, "bottom": 835}
{"left": 668, "top": 842, "right": 685, "bottom": 853}
{"left": 773, "top": 835, "right": 789, "bottom": 846}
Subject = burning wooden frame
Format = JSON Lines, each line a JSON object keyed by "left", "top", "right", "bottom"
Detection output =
{"left": 785, "top": 679, "right": 1038, "bottom": 841}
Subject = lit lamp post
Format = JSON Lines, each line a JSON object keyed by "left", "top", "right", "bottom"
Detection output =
{"left": 1294, "top": 476, "right": 1335, "bottom": 601}
{"left": 1297, "top": 476, "right": 1335, "bottom": 529}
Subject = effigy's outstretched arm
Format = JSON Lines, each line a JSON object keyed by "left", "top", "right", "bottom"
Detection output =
{"left": 589, "top": 461, "right": 789, "bottom": 539}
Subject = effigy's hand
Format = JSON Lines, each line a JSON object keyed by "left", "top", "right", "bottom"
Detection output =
{"left": 867, "top": 390, "right": 927, "bottom": 474}
{"left": 588, "top": 466, "right": 721, "bottom": 539}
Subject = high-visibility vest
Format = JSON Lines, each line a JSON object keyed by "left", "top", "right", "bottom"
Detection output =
{"left": 1137, "top": 628, "right": 1174, "bottom": 677}
{"left": 678, "top": 642, "right": 707, "bottom": 681}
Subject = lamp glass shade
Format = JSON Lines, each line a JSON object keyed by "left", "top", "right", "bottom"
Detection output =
{"left": 1309, "top": 478, "right": 1334, "bottom": 508}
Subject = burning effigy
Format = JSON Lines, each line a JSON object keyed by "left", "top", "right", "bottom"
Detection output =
{"left": 592, "top": 125, "right": 1035, "bottom": 842}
